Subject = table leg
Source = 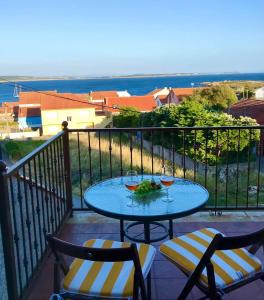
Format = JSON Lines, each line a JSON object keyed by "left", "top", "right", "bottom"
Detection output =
{"left": 169, "top": 219, "right": 173, "bottom": 239}
{"left": 120, "top": 220, "right": 124, "bottom": 242}
{"left": 144, "top": 223, "right": 151, "bottom": 300}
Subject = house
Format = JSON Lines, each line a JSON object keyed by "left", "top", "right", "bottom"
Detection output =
{"left": 229, "top": 99, "right": 264, "bottom": 155}
{"left": 148, "top": 87, "right": 199, "bottom": 106}
{"left": 172, "top": 87, "right": 197, "bottom": 101}
{"left": 148, "top": 87, "right": 171, "bottom": 98}
{"left": 255, "top": 87, "right": 264, "bottom": 100}
{"left": 229, "top": 99, "right": 264, "bottom": 124}
{"left": 0, "top": 101, "right": 19, "bottom": 116}
{"left": 18, "top": 104, "right": 42, "bottom": 130}
{"left": 40, "top": 93, "right": 96, "bottom": 135}
{"left": 87, "top": 90, "right": 131, "bottom": 116}
{"left": 18, "top": 91, "right": 55, "bottom": 130}
{"left": 17, "top": 91, "right": 99, "bottom": 135}
{"left": 104, "top": 95, "right": 157, "bottom": 114}
{"left": 156, "top": 89, "right": 179, "bottom": 107}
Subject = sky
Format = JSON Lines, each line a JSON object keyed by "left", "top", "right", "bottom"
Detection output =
{"left": 0, "top": 0, "right": 264, "bottom": 76}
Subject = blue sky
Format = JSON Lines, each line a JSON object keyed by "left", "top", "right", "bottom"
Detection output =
{"left": 0, "top": 0, "right": 263, "bottom": 76}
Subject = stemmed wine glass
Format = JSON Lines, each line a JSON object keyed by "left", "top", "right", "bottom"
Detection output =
{"left": 125, "top": 170, "right": 139, "bottom": 207}
{"left": 160, "top": 165, "right": 175, "bottom": 203}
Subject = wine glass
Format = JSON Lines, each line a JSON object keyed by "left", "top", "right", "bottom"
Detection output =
{"left": 160, "top": 165, "right": 175, "bottom": 203}
{"left": 125, "top": 170, "right": 139, "bottom": 207}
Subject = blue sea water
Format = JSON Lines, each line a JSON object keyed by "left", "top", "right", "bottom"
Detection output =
{"left": 0, "top": 73, "right": 264, "bottom": 103}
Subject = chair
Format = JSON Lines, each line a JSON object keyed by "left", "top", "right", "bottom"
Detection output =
{"left": 159, "top": 227, "right": 264, "bottom": 300}
{"left": 46, "top": 234, "right": 156, "bottom": 300}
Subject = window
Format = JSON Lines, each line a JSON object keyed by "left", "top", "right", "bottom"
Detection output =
{"left": 67, "top": 116, "right": 72, "bottom": 121}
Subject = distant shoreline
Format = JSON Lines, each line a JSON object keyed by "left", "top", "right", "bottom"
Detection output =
{"left": 1, "top": 72, "right": 264, "bottom": 83}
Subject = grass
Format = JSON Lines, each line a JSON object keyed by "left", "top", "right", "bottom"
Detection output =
{"left": 69, "top": 132, "right": 264, "bottom": 208}
{"left": 3, "top": 140, "right": 46, "bottom": 161}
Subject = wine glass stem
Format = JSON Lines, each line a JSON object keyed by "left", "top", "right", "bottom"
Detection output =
{"left": 166, "top": 188, "right": 169, "bottom": 201}
{"left": 130, "top": 192, "right": 134, "bottom": 206}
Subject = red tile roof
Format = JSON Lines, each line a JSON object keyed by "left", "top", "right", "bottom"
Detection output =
{"left": 19, "top": 91, "right": 94, "bottom": 110}
{"left": 172, "top": 88, "right": 196, "bottom": 97}
{"left": 229, "top": 99, "right": 264, "bottom": 124}
{"left": 105, "top": 96, "right": 157, "bottom": 112}
{"left": 147, "top": 87, "right": 203, "bottom": 99}
{"left": 41, "top": 93, "right": 93, "bottom": 110}
{"left": 90, "top": 91, "right": 118, "bottom": 100}
{"left": 19, "top": 91, "right": 56, "bottom": 104}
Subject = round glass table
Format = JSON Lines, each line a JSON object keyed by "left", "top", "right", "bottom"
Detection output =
{"left": 84, "top": 175, "right": 209, "bottom": 243}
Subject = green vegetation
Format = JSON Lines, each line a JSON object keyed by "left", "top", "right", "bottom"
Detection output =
{"left": 113, "top": 106, "right": 141, "bottom": 128}
{"left": 203, "top": 80, "right": 264, "bottom": 100}
{"left": 4, "top": 140, "right": 46, "bottom": 161}
{"left": 204, "top": 80, "right": 264, "bottom": 90}
{"left": 189, "top": 86, "right": 238, "bottom": 111}
{"left": 114, "top": 101, "right": 259, "bottom": 165}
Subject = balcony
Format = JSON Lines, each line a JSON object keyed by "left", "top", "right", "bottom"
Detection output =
{"left": 1, "top": 123, "right": 264, "bottom": 300}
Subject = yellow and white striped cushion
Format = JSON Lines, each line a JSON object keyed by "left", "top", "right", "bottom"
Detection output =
{"left": 160, "top": 228, "right": 263, "bottom": 289}
{"left": 62, "top": 239, "right": 156, "bottom": 298}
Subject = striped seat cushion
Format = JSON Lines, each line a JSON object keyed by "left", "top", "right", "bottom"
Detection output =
{"left": 62, "top": 239, "right": 156, "bottom": 298}
{"left": 160, "top": 228, "right": 263, "bottom": 289}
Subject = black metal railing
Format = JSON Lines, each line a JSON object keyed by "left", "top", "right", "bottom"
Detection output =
{"left": 1, "top": 123, "right": 264, "bottom": 299}
{"left": 0, "top": 129, "right": 71, "bottom": 300}
{"left": 67, "top": 125, "right": 264, "bottom": 212}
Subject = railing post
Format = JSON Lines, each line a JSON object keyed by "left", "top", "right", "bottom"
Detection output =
{"left": 0, "top": 161, "right": 19, "bottom": 300}
{"left": 62, "top": 121, "right": 73, "bottom": 216}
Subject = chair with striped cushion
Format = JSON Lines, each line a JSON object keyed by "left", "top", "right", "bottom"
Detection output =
{"left": 160, "top": 227, "right": 264, "bottom": 300}
{"left": 47, "top": 234, "right": 156, "bottom": 300}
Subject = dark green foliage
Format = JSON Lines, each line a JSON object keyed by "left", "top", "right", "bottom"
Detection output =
{"left": 197, "top": 86, "right": 238, "bottom": 111}
{"left": 189, "top": 86, "right": 238, "bottom": 111}
{"left": 140, "top": 101, "right": 260, "bottom": 164}
{"left": 113, "top": 107, "right": 140, "bottom": 128}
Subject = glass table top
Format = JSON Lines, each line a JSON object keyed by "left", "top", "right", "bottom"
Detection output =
{"left": 84, "top": 175, "right": 209, "bottom": 221}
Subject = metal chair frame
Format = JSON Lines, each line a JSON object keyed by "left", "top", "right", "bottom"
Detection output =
{"left": 47, "top": 234, "right": 150, "bottom": 300}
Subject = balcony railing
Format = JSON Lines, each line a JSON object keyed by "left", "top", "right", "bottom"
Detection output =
{"left": 1, "top": 122, "right": 264, "bottom": 299}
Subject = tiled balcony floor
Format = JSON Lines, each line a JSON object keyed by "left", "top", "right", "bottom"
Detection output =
{"left": 27, "top": 212, "right": 264, "bottom": 300}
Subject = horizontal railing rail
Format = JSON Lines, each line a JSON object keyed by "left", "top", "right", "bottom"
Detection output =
{"left": 68, "top": 125, "right": 264, "bottom": 132}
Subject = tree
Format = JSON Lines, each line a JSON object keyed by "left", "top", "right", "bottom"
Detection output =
{"left": 113, "top": 107, "right": 140, "bottom": 128}
{"left": 140, "top": 101, "right": 259, "bottom": 164}
{"left": 190, "top": 86, "right": 238, "bottom": 111}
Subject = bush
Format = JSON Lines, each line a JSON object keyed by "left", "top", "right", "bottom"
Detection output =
{"left": 140, "top": 101, "right": 260, "bottom": 164}
{"left": 113, "top": 107, "right": 140, "bottom": 128}
{"left": 186, "top": 86, "right": 238, "bottom": 111}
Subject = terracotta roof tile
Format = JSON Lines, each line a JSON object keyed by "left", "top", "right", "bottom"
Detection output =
{"left": 41, "top": 93, "right": 93, "bottom": 110}
{"left": 105, "top": 96, "right": 157, "bottom": 112}
{"left": 19, "top": 91, "right": 94, "bottom": 110}
{"left": 90, "top": 91, "right": 118, "bottom": 100}
{"left": 229, "top": 99, "right": 264, "bottom": 124}
{"left": 172, "top": 88, "right": 196, "bottom": 97}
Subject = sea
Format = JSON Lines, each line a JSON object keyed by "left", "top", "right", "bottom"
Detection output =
{"left": 1, "top": 72, "right": 264, "bottom": 103}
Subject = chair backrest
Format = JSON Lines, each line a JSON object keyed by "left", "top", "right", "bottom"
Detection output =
{"left": 47, "top": 234, "right": 141, "bottom": 263}
{"left": 216, "top": 227, "right": 264, "bottom": 251}
{"left": 46, "top": 234, "right": 148, "bottom": 298}
{"left": 193, "top": 227, "right": 264, "bottom": 280}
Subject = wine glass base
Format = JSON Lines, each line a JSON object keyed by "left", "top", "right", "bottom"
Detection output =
{"left": 127, "top": 202, "right": 139, "bottom": 207}
{"left": 162, "top": 197, "right": 174, "bottom": 203}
